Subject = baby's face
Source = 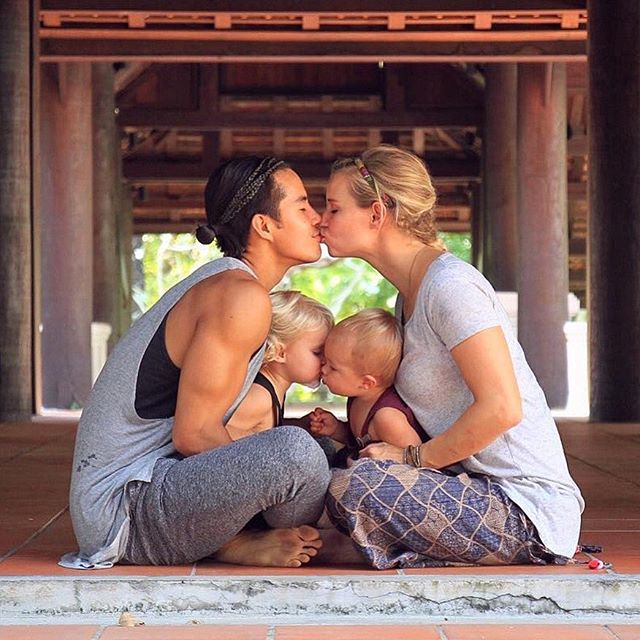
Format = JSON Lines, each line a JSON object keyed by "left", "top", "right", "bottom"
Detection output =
{"left": 320, "top": 334, "right": 365, "bottom": 397}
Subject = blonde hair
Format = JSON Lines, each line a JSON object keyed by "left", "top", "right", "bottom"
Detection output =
{"left": 331, "top": 308, "right": 402, "bottom": 387}
{"left": 331, "top": 144, "right": 446, "bottom": 249}
{"left": 264, "top": 290, "right": 334, "bottom": 363}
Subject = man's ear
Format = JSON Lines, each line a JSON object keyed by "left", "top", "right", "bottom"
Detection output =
{"left": 360, "top": 374, "right": 378, "bottom": 390}
{"left": 251, "top": 213, "right": 276, "bottom": 241}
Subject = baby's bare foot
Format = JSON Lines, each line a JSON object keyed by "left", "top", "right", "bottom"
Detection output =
{"left": 213, "top": 525, "right": 322, "bottom": 568}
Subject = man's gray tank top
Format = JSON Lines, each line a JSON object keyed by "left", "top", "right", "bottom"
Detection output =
{"left": 62, "top": 258, "right": 265, "bottom": 568}
{"left": 395, "top": 253, "right": 584, "bottom": 558}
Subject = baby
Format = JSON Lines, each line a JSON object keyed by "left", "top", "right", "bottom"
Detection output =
{"left": 225, "top": 290, "right": 334, "bottom": 439}
{"left": 310, "top": 308, "right": 426, "bottom": 463}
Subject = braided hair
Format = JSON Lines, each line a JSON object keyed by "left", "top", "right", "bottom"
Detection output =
{"left": 196, "top": 156, "right": 289, "bottom": 257}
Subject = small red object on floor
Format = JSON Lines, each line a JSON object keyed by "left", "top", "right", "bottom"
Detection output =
{"left": 588, "top": 558, "right": 605, "bottom": 570}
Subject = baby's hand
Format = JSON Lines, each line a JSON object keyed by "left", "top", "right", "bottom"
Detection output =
{"left": 309, "top": 407, "right": 340, "bottom": 437}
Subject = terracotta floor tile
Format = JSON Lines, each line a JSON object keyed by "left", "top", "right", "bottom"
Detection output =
{"left": 582, "top": 519, "right": 640, "bottom": 532}
{"left": 608, "top": 626, "right": 640, "bottom": 640}
{"left": 0, "top": 626, "right": 99, "bottom": 640}
{"left": 0, "top": 553, "right": 195, "bottom": 577}
{"left": 100, "top": 625, "right": 269, "bottom": 639}
{"left": 441, "top": 624, "right": 616, "bottom": 640}
{"left": 403, "top": 563, "right": 589, "bottom": 576}
{"left": 560, "top": 422, "right": 640, "bottom": 491}
{"left": 275, "top": 626, "right": 440, "bottom": 640}
{"left": 194, "top": 561, "right": 393, "bottom": 576}
{"left": 0, "top": 511, "right": 193, "bottom": 577}
{"left": 575, "top": 531, "right": 640, "bottom": 574}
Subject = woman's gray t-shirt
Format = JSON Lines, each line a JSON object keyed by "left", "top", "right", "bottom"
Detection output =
{"left": 61, "top": 258, "right": 265, "bottom": 569}
{"left": 395, "top": 252, "right": 584, "bottom": 558}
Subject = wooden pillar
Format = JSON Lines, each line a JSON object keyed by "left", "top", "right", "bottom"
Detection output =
{"left": 517, "top": 63, "right": 569, "bottom": 408}
{"left": 40, "top": 63, "right": 93, "bottom": 409}
{"left": 92, "top": 63, "right": 120, "bottom": 347}
{"left": 0, "top": 1, "right": 33, "bottom": 420}
{"left": 115, "top": 173, "right": 133, "bottom": 340}
{"left": 470, "top": 181, "right": 483, "bottom": 270}
{"left": 482, "top": 64, "right": 518, "bottom": 291}
{"left": 588, "top": 0, "right": 640, "bottom": 421}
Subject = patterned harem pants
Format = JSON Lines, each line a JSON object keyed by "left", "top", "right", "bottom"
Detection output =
{"left": 326, "top": 458, "right": 566, "bottom": 570}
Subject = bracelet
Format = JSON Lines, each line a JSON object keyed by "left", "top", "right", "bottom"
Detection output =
{"left": 404, "top": 445, "right": 422, "bottom": 468}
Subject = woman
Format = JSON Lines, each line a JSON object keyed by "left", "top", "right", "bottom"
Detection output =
{"left": 61, "top": 156, "right": 330, "bottom": 569}
{"left": 320, "top": 145, "right": 584, "bottom": 569}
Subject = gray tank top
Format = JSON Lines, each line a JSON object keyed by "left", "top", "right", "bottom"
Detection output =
{"left": 63, "top": 258, "right": 265, "bottom": 568}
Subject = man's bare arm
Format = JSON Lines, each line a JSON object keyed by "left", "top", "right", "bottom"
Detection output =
{"left": 172, "top": 278, "right": 271, "bottom": 456}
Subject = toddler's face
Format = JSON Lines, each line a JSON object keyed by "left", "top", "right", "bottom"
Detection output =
{"left": 320, "top": 334, "right": 365, "bottom": 397}
{"left": 283, "top": 327, "right": 328, "bottom": 388}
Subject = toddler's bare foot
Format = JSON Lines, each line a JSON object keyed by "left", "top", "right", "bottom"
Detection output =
{"left": 213, "top": 525, "right": 322, "bottom": 568}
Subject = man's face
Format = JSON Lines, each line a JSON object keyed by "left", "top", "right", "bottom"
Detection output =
{"left": 270, "top": 168, "right": 323, "bottom": 264}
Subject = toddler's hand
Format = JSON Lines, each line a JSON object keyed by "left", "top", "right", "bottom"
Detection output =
{"left": 309, "top": 407, "right": 339, "bottom": 437}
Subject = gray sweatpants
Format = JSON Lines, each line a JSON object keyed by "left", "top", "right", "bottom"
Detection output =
{"left": 121, "top": 426, "right": 330, "bottom": 565}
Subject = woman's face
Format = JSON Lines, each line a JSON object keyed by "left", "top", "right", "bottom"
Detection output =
{"left": 321, "top": 170, "right": 371, "bottom": 258}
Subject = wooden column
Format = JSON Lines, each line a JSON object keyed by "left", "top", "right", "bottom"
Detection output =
{"left": 517, "top": 63, "right": 569, "bottom": 408}
{"left": 0, "top": 1, "right": 33, "bottom": 420}
{"left": 470, "top": 181, "right": 483, "bottom": 270}
{"left": 115, "top": 170, "right": 133, "bottom": 340}
{"left": 588, "top": 0, "right": 640, "bottom": 421}
{"left": 40, "top": 63, "right": 93, "bottom": 409}
{"left": 482, "top": 64, "right": 518, "bottom": 291}
{"left": 93, "top": 63, "right": 120, "bottom": 347}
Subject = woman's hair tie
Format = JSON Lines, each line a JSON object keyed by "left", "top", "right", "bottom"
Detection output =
{"left": 354, "top": 157, "right": 394, "bottom": 209}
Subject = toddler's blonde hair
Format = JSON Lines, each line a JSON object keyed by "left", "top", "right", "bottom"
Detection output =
{"left": 264, "top": 291, "right": 334, "bottom": 363}
{"left": 331, "top": 144, "right": 446, "bottom": 250}
{"left": 331, "top": 308, "right": 402, "bottom": 387}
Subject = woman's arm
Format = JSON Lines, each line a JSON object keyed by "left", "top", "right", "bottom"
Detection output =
{"left": 360, "top": 326, "right": 522, "bottom": 467}
{"left": 418, "top": 325, "right": 522, "bottom": 467}
{"left": 171, "top": 277, "right": 272, "bottom": 456}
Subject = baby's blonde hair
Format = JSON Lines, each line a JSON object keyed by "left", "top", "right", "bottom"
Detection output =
{"left": 331, "top": 144, "right": 446, "bottom": 250}
{"left": 331, "top": 308, "right": 402, "bottom": 387}
{"left": 264, "top": 290, "right": 334, "bottom": 363}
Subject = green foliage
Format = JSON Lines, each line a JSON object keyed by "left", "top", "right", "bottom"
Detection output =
{"left": 440, "top": 231, "right": 472, "bottom": 263}
{"left": 279, "top": 256, "right": 398, "bottom": 321}
{"left": 132, "top": 233, "right": 221, "bottom": 317}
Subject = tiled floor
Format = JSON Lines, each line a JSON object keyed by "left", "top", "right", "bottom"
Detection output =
{"left": 1, "top": 418, "right": 639, "bottom": 639}
{"left": 0, "top": 625, "right": 639, "bottom": 639}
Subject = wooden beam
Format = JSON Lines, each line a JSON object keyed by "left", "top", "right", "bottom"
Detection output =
{"left": 114, "top": 61, "right": 151, "bottom": 94}
{"left": 41, "top": 1, "right": 586, "bottom": 11}
{"left": 41, "top": 29, "right": 586, "bottom": 44}
{"left": 41, "top": 38, "right": 586, "bottom": 63}
{"left": 118, "top": 108, "right": 483, "bottom": 129}
{"left": 123, "top": 155, "right": 480, "bottom": 181}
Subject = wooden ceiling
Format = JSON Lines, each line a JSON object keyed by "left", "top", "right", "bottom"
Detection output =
{"left": 38, "top": 1, "right": 589, "bottom": 298}
{"left": 41, "top": 1, "right": 587, "bottom": 62}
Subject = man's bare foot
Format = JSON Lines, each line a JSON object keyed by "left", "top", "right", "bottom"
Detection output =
{"left": 213, "top": 525, "right": 322, "bottom": 568}
{"left": 316, "top": 527, "right": 367, "bottom": 565}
